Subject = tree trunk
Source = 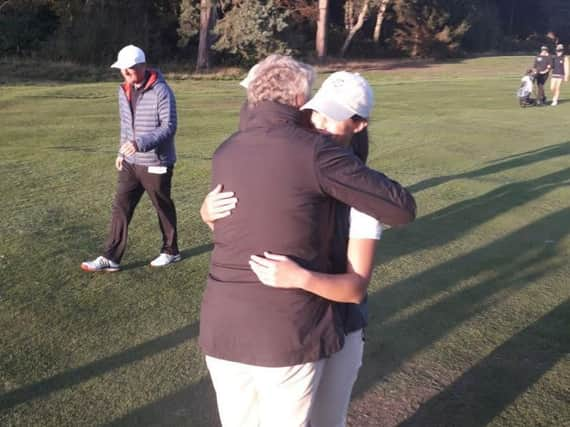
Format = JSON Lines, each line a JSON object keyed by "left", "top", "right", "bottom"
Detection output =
{"left": 411, "top": 28, "right": 420, "bottom": 57}
{"left": 345, "top": 0, "right": 353, "bottom": 32}
{"left": 340, "top": 0, "right": 369, "bottom": 57}
{"left": 196, "top": 0, "right": 213, "bottom": 72}
{"left": 316, "top": 0, "right": 328, "bottom": 60}
{"left": 373, "top": 0, "right": 389, "bottom": 43}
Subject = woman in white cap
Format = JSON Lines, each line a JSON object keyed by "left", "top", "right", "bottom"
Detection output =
{"left": 550, "top": 44, "right": 569, "bottom": 106}
{"left": 203, "top": 71, "right": 384, "bottom": 427}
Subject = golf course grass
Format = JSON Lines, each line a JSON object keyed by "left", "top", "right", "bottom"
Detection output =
{"left": 1, "top": 56, "right": 568, "bottom": 426}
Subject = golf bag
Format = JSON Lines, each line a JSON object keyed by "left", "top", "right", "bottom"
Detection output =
{"left": 517, "top": 86, "right": 535, "bottom": 107}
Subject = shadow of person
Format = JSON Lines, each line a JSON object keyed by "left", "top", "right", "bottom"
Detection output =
{"left": 119, "top": 243, "right": 213, "bottom": 271}
{"left": 105, "top": 376, "right": 221, "bottom": 427}
{"left": 348, "top": 206, "right": 570, "bottom": 426}
{"left": 0, "top": 324, "right": 200, "bottom": 412}
{"left": 180, "top": 243, "right": 213, "bottom": 260}
{"left": 397, "top": 298, "right": 570, "bottom": 427}
{"left": 408, "top": 142, "right": 570, "bottom": 194}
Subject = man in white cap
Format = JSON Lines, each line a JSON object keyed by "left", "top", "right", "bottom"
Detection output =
{"left": 550, "top": 44, "right": 569, "bottom": 106}
{"left": 81, "top": 44, "right": 180, "bottom": 272}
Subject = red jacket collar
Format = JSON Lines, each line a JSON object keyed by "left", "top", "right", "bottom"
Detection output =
{"left": 121, "top": 69, "right": 158, "bottom": 101}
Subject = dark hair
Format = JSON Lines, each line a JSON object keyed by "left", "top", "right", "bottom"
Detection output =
{"left": 350, "top": 114, "right": 369, "bottom": 164}
{"left": 330, "top": 121, "right": 370, "bottom": 277}
{"left": 333, "top": 116, "right": 371, "bottom": 276}
{"left": 304, "top": 109, "right": 369, "bottom": 163}
{"left": 351, "top": 128, "right": 369, "bottom": 164}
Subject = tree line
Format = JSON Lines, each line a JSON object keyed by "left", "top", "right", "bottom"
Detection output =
{"left": 1, "top": 0, "right": 569, "bottom": 68}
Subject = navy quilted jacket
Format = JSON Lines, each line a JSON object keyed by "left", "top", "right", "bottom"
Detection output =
{"left": 118, "top": 69, "right": 177, "bottom": 166}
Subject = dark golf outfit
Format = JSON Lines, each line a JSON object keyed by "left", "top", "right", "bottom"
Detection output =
{"left": 199, "top": 101, "right": 416, "bottom": 368}
{"left": 534, "top": 54, "right": 551, "bottom": 84}
{"left": 552, "top": 54, "right": 566, "bottom": 78}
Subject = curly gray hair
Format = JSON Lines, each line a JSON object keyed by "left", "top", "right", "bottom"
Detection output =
{"left": 247, "top": 55, "right": 315, "bottom": 107}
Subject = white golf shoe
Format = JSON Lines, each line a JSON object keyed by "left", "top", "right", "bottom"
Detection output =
{"left": 81, "top": 256, "right": 120, "bottom": 272}
{"left": 150, "top": 253, "right": 181, "bottom": 267}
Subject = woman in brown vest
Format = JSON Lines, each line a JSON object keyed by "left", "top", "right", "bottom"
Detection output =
{"left": 202, "top": 71, "right": 389, "bottom": 427}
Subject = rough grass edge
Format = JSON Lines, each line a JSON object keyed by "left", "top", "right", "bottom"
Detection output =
{"left": 0, "top": 57, "right": 247, "bottom": 84}
{"left": 0, "top": 53, "right": 534, "bottom": 85}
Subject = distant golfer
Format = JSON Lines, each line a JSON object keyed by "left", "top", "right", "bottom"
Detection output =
{"left": 550, "top": 44, "right": 569, "bottom": 106}
{"left": 533, "top": 45, "right": 551, "bottom": 105}
{"left": 81, "top": 45, "right": 180, "bottom": 272}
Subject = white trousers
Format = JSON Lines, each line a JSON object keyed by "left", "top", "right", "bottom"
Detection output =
{"left": 310, "top": 329, "right": 364, "bottom": 427}
{"left": 205, "top": 356, "right": 325, "bottom": 427}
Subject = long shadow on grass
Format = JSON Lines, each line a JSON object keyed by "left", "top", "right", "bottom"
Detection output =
{"left": 72, "top": 168, "right": 570, "bottom": 424}
{"left": 408, "top": 141, "right": 570, "bottom": 194}
{"left": 375, "top": 167, "right": 570, "bottom": 322}
{"left": 0, "top": 323, "right": 199, "bottom": 412}
{"left": 105, "top": 376, "right": 221, "bottom": 427}
{"left": 490, "top": 141, "right": 570, "bottom": 164}
{"left": 180, "top": 243, "right": 213, "bottom": 260}
{"left": 397, "top": 298, "right": 570, "bottom": 427}
{"left": 105, "top": 207, "right": 569, "bottom": 427}
{"left": 119, "top": 243, "right": 213, "bottom": 271}
{"left": 351, "top": 207, "right": 570, "bottom": 424}
{"left": 3, "top": 168, "right": 567, "bottom": 422}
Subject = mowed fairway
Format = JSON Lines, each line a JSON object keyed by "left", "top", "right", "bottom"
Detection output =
{"left": 1, "top": 57, "right": 569, "bottom": 427}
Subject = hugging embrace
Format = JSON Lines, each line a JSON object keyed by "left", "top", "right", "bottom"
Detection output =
{"left": 199, "top": 55, "right": 417, "bottom": 427}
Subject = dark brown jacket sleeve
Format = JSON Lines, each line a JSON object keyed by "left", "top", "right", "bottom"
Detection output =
{"left": 314, "top": 138, "right": 417, "bottom": 226}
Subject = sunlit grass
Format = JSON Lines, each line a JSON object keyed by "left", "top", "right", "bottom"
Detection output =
{"left": 1, "top": 56, "right": 568, "bottom": 426}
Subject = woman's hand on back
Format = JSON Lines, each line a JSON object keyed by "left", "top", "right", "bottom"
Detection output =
{"left": 249, "top": 252, "right": 310, "bottom": 289}
{"left": 200, "top": 184, "right": 238, "bottom": 229}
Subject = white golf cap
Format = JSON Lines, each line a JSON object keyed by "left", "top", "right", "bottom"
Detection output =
{"left": 301, "top": 71, "right": 374, "bottom": 121}
{"left": 110, "top": 45, "right": 146, "bottom": 69}
{"left": 240, "top": 64, "right": 260, "bottom": 88}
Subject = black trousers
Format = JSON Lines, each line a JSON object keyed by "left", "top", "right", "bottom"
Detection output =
{"left": 104, "top": 162, "right": 178, "bottom": 263}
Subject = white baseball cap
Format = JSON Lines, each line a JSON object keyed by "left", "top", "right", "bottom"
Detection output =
{"left": 240, "top": 64, "right": 260, "bottom": 88}
{"left": 301, "top": 71, "right": 374, "bottom": 121}
{"left": 111, "top": 45, "right": 146, "bottom": 69}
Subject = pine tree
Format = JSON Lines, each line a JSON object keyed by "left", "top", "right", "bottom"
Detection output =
{"left": 178, "top": 0, "right": 201, "bottom": 50}
{"left": 213, "top": 0, "right": 291, "bottom": 65}
{"left": 392, "top": 0, "right": 469, "bottom": 58}
{"left": 0, "top": 0, "right": 58, "bottom": 55}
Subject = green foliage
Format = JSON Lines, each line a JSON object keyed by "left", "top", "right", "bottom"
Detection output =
{"left": 0, "top": 0, "right": 58, "bottom": 56}
{"left": 3, "top": 0, "right": 570, "bottom": 64}
{"left": 462, "top": 1, "right": 502, "bottom": 52}
{"left": 177, "top": 0, "right": 201, "bottom": 49}
{"left": 392, "top": 0, "right": 470, "bottom": 58}
{"left": 44, "top": 0, "right": 180, "bottom": 64}
{"left": 213, "top": 0, "right": 292, "bottom": 65}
